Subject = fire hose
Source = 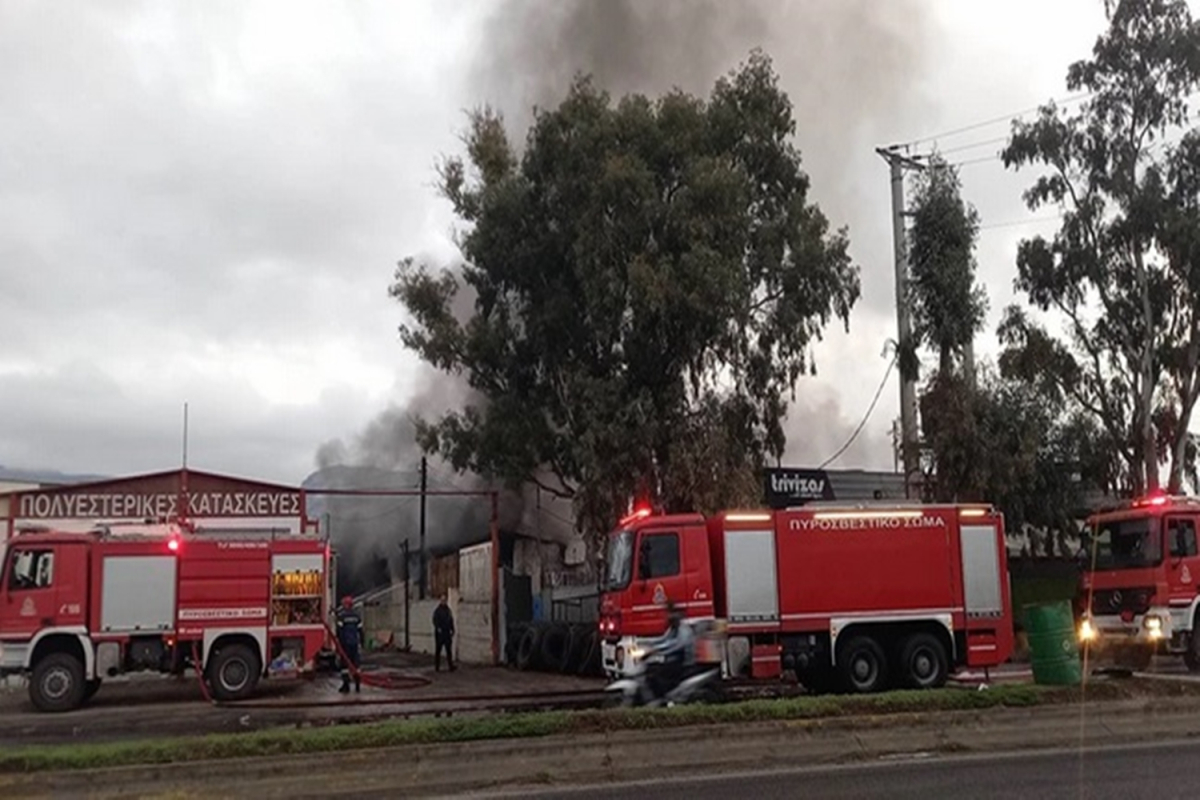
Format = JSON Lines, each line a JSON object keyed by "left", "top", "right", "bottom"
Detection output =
{"left": 190, "top": 622, "right": 430, "bottom": 707}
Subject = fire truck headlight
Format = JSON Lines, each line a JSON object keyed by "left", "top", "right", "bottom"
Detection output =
{"left": 1079, "top": 618, "right": 1097, "bottom": 643}
{"left": 1144, "top": 615, "right": 1164, "bottom": 639}
{"left": 627, "top": 645, "right": 645, "bottom": 663}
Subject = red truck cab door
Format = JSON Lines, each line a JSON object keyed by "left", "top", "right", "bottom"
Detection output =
{"left": 2, "top": 544, "right": 60, "bottom": 639}
{"left": 625, "top": 521, "right": 711, "bottom": 637}
{"left": 0, "top": 541, "right": 88, "bottom": 642}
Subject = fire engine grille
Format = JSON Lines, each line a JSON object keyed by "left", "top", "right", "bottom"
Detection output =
{"left": 1089, "top": 587, "right": 1154, "bottom": 616}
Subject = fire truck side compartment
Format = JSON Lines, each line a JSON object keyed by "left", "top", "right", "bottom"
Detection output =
{"left": 723, "top": 528, "right": 779, "bottom": 624}
{"left": 960, "top": 524, "right": 1004, "bottom": 617}
{"left": 774, "top": 509, "right": 957, "bottom": 620}
{"left": 100, "top": 556, "right": 177, "bottom": 633}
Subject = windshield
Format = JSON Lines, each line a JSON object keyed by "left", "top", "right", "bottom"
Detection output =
{"left": 1086, "top": 516, "right": 1162, "bottom": 570}
{"left": 605, "top": 530, "right": 634, "bottom": 591}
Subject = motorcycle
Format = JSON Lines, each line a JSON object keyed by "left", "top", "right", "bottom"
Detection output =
{"left": 604, "top": 640, "right": 722, "bottom": 708}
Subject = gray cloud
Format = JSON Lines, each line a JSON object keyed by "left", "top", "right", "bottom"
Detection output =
{"left": 0, "top": 1, "right": 469, "bottom": 485}
{"left": 0, "top": 360, "right": 379, "bottom": 483}
{"left": 1, "top": 0, "right": 1115, "bottom": 526}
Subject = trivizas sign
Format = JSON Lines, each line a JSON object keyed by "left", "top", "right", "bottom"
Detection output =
{"left": 762, "top": 467, "right": 836, "bottom": 508}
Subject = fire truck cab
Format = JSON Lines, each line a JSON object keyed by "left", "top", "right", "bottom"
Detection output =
{"left": 1079, "top": 494, "right": 1200, "bottom": 670}
{"left": 0, "top": 523, "right": 332, "bottom": 712}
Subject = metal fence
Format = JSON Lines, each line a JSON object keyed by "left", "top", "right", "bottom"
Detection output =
{"left": 550, "top": 592, "right": 600, "bottom": 624}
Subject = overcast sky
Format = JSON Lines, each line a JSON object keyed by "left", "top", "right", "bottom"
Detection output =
{"left": 0, "top": 0, "right": 1171, "bottom": 486}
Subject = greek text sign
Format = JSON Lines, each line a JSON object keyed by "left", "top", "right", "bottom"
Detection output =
{"left": 13, "top": 469, "right": 303, "bottom": 520}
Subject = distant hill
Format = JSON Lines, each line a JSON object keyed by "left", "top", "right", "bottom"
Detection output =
{"left": 0, "top": 466, "right": 108, "bottom": 486}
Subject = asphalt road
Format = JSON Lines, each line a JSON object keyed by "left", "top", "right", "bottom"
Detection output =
{"left": 502, "top": 739, "right": 1200, "bottom": 800}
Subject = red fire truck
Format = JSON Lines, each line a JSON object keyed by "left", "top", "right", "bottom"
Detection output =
{"left": 598, "top": 502, "right": 1014, "bottom": 692}
{"left": 0, "top": 523, "right": 332, "bottom": 712}
{"left": 1078, "top": 493, "right": 1200, "bottom": 671}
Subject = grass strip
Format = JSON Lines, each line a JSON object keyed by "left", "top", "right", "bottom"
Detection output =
{"left": 0, "top": 681, "right": 1175, "bottom": 774}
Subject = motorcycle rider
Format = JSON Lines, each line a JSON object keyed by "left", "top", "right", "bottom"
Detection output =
{"left": 644, "top": 602, "right": 695, "bottom": 701}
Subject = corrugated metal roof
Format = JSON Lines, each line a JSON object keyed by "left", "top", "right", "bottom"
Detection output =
{"left": 825, "top": 469, "right": 908, "bottom": 500}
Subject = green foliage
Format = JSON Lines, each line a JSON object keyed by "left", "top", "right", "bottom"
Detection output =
{"left": 919, "top": 365, "right": 1105, "bottom": 552}
{"left": 391, "top": 51, "right": 860, "bottom": 537}
{"left": 999, "top": 0, "right": 1200, "bottom": 494}
{"left": 907, "top": 157, "right": 987, "bottom": 377}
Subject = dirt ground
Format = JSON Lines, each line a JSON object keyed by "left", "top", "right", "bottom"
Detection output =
{"left": 0, "top": 650, "right": 603, "bottom": 747}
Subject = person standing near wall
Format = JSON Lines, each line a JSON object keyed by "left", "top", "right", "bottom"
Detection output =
{"left": 433, "top": 594, "right": 455, "bottom": 672}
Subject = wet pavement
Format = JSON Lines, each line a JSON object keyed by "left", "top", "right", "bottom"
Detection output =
{"left": 2, "top": 651, "right": 1196, "bottom": 747}
{"left": 0, "top": 649, "right": 604, "bottom": 746}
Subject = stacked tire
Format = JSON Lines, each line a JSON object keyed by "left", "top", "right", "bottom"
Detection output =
{"left": 511, "top": 621, "right": 603, "bottom": 676}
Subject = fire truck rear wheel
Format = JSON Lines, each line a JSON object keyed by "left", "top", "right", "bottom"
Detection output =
{"left": 207, "top": 644, "right": 261, "bottom": 702}
{"left": 837, "top": 635, "right": 888, "bottom": 694}
{"left": 30, "top": 652, "right": 87, "bottom": 713}
{"left": 897, "top": 633, "right": 948, "bottom": 689}
{"left": 1185, "top": 629, "right": 1200, "bottom": 673}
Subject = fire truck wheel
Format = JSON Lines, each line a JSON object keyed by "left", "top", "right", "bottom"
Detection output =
{"left": 897, "top": 633, "right": 948, "bottom": 689}
{"left": 1185, "top": 629, "right": 1200, "bottom": 673}
{"left": 207, "top": 644, "right": 261, "bottom": 701}
{"left": 837, "top": 635, "right": 889, "bottom": 694}
{"left": 29, "top": 653, "right": 87, "bottom": 713}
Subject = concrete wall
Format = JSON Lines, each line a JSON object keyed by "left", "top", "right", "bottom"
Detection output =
{"left": 356, "top": 540, "right": 496, "bottom": 665}
{"left": 359, "top": 582, "right": 463, "bottom": 660}
{"left": 457, "top": 542, "right": 493, "bottom": 664}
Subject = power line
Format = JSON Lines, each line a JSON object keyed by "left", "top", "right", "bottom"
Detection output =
{"left": 935, "top": 135, "right": 1009, "bottom": 156}
{"left": 948, "top": 153, "right": 1004, "bottom": 169}
{"left": 979, "top": 214, "right": 1064, "bottom": 231}
{"left": 898, "top": 92, "right": 1094, "bottom": 149}
{"left": 819, "top": 353, "right": 898, "bottom": 470}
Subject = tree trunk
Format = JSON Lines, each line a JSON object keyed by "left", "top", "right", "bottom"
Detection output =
{"left": 1168, "top": 320, "right": 1200, "bottom": 494}
{"left": 1137, "top": 247, "right": 1159, "bottom": 493}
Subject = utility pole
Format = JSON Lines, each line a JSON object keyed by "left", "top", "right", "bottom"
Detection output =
{"left": 419, "top": 456, "right": 428, "bottom": 600}
{"left": 891, "top": 419, "right": 901, "bottom": 473}
{"left": 876, "top": 146, "right": 925, "bottom": 499}
{"left": 400, "top": 538, "right": 411, "bottom": 652}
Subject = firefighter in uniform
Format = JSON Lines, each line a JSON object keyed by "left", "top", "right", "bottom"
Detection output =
{"left": 335, "top": 595, "right": 363, "bottom": 693}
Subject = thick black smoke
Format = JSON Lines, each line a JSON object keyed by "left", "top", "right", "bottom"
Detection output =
{"left": 317, "top": 2, "right": 934, "bottom": 590}
{"left": 307, "top": 380, "right": 525, "bottom": 598}
{"left": 466, "top": 0, "right": 935, "bottom": 472}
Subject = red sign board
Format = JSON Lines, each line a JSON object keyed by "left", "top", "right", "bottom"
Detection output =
{"left": 12, "top": 469, "right": 303, "bottom": 520}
